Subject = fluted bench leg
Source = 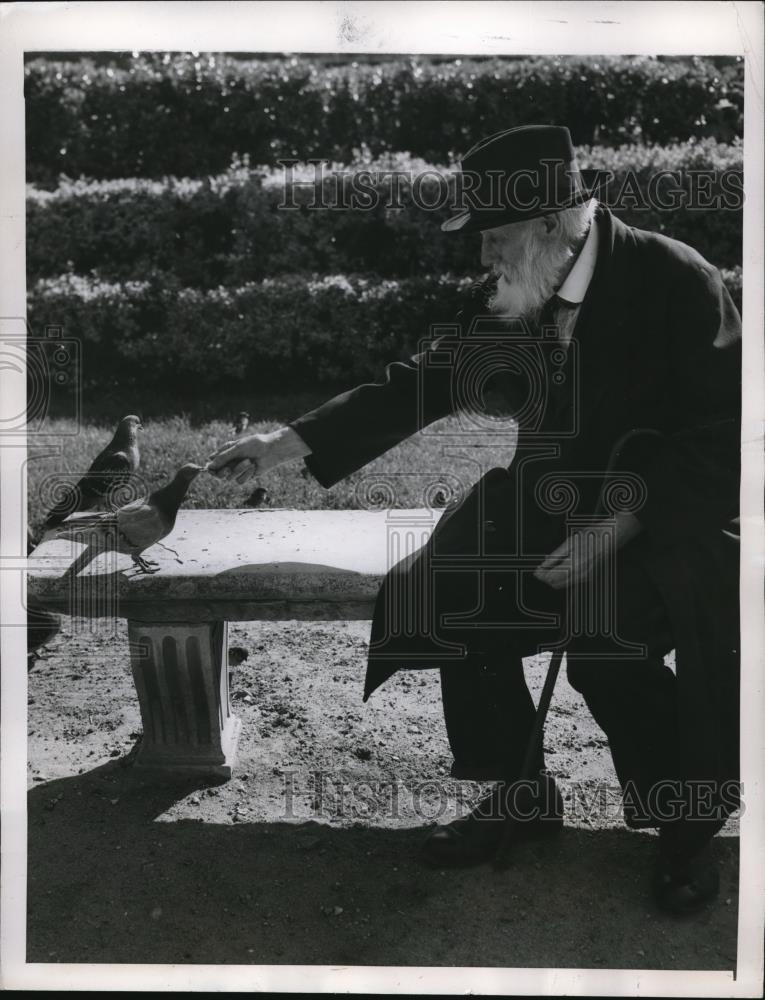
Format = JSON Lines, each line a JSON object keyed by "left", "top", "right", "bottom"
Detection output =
{"left": 127, "top": 619, "right": 241, "bottom": 779}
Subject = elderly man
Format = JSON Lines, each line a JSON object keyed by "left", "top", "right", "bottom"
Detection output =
{"left": 209, "top": 126, "right": 741, "bottom": 915}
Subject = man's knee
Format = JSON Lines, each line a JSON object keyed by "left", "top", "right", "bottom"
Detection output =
{"left": 565, "top": 649, "right": 653, "bottom": 695}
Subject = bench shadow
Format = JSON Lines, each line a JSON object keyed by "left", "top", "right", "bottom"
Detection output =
{"left": 27, "top": 759, "right": 739, "bottom": 970}
{"left": 214, "top": 561, "right": 365, "bottom": 577}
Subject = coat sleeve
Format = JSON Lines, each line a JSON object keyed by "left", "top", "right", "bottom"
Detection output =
{"left": 287, "top": 335, "right": 459, "bottom": 488}
{"left": 287, "top": 281, "right": 496, "bottom": 488}
{"left": 615, "top": 258, "right": 741, "bottom": 544}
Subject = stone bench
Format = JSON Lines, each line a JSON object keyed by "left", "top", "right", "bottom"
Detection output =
{"left": 27, "top": 508, "right": 441, "bottom": 779}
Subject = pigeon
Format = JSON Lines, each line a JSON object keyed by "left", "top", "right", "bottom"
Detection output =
{"left": 54, "top": 463, "right": 204, "bottom": 574}
{"left": 43, "top": 414, "right": 142, "bottom": 529}
{"left": 233, "top": 411, "right": 250, "bottom": 435}
{"left": 228, "top": 646, "right": 249, "bottom": 667}
{"left": 244, "top": 486, "right": 269, "bottom": 508}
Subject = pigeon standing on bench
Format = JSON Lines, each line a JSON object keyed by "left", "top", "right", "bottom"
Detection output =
{"left": 54, "top": 463, "right": 204, "bottom": 574}
{"left": 233, "top": 411, "right": 250, "bottom": 435}
{"left": 43, "top": 414, "right": 142, "bottom": 530}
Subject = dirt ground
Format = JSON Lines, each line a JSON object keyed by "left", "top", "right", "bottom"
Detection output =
{"left": 26, "top": 617, "right": 739, "bottom": 972}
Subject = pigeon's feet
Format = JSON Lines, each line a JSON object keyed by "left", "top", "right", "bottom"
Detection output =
{"left": 132, "top": 555, "right": 160, "bottom": 574}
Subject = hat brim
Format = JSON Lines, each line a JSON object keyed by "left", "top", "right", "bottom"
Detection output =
{"left": 440, "top": 168, "right": 611, "bottom": 234}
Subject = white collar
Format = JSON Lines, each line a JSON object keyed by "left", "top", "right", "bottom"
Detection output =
{"left": 556, "top": 214, "right": 599, "bottom": 305}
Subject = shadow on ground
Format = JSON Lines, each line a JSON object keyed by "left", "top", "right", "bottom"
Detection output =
{"left": 27, "top": 759, "right": 739, "bottom": 969}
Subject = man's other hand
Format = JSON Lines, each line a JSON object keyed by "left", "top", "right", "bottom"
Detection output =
{"left": 206, "top": 426, "right": 311, "bottom": 485}
{"left": 533, "top": 512, "right": 643, "bottom": 590}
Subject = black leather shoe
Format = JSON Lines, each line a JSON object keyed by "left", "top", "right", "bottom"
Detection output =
{"left": 652, "top": 834, "right": 720, "bottom": 915}
{"left": 420, "top": 773, "right": 564, "bottom": 869}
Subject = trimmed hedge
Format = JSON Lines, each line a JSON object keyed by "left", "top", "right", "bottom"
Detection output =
{"left": 27, "top": 268, "right": 742, "bottom": 392}
{"left": 25, "top": 53, "right": 743, "bottom": 183}
{"left": 26, "top": 273, "right": 469, "bottom": 390}
{"left": 27, "top": 140, "right": 743, "bottom": 284}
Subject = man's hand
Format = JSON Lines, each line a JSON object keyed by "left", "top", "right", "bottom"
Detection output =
{"left": 533, "top": 512, "right": 642, "bottom": 590}
{"left": 207, "top": 426, "right": 311, "bottom": 485}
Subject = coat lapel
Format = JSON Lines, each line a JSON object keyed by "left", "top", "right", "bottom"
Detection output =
{"left": 566, "top": 207, "right": 638, "bottom": 435}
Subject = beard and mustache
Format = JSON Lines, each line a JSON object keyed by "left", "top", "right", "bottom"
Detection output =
{"left": 485, "top": 226, "right": 577, "bottom": 325}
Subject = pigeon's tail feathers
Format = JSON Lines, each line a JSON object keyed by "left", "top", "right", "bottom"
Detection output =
{"left": 43, "top": 481, "right": 84, "bottom": 528}
{"left": 52, "top": 511, "right": 120, "bottom": 537}
{"left": 43, "top": 509, "right": 68, "bottom": 530}
{"left": 61, "top": 509, "right": 116, "bottom": 525}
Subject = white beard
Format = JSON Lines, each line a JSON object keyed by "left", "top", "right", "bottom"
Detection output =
{"left": 488, "top": 237, "right": 575, "bottom": 325}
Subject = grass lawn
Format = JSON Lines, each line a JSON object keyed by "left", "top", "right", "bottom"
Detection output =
{"left": 27, "top": 408, "right": 519, "bottom": 536}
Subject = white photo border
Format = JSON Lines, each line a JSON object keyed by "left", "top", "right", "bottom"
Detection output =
{"left": 1, "top": 1, "right": 763, "bottom": 995}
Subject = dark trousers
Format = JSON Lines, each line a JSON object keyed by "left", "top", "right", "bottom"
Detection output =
{"left": 439, "top": 546, "right": 740, "bottom": 830}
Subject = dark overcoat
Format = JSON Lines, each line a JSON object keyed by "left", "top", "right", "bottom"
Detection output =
{"left": 290, "top": 206, "right": 742, "bottom": 787}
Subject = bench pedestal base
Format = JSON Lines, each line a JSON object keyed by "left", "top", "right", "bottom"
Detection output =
{"left": 127, "top": 619, "right": 240, "bottom": 780}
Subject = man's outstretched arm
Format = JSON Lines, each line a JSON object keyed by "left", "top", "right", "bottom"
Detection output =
{"left": 287, "top": 280, "right": 501, "bottom": 486}
{"left": 207, "top": 425, "right": 313, "bottom": 483}
{"left": 206, "top": 338, "right": 458, "bottom": 485}
{"left": 205, "top": 281, "right": 501, "bottom": 486}
{"left": 207, "top": 279, "right": 504, "bottom": 486}
{"left": 285, "top": 343, "right": 458, "bottom": 488}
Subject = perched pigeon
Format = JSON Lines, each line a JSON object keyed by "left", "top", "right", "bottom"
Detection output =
{"left": 54, "top": 463, "right": 204, "bottom": 574}
{"left": 233, "top": 411, "right": 250, "bottom": 435}
{"left": 244, "top": 486, "right": 269, "bottom": 508}
{"left": 43, "top": 414, "right": 142, "bottom": 529}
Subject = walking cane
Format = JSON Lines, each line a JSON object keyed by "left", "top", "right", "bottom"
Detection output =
{"left": 492, "top": 646, "right": 566, "bottom": 870}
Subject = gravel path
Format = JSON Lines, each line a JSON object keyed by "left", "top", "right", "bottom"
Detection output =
{"left": 27, "top": 618, "right": 739, "bottom": 969}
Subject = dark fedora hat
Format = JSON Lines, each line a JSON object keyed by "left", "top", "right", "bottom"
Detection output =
{"left": 442, "top": 124, "right": 605, "bottom": 233}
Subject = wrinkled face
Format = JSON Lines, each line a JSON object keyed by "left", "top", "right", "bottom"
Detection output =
{"left": 480, "top": 218, "right": 541, "bottom": 273}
